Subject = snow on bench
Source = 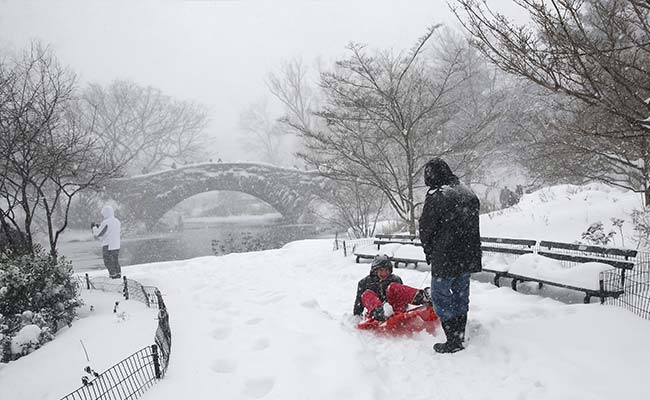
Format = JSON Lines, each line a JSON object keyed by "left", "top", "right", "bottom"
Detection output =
{"left": 391, "top": 244, "right": 429, "bottom": 271}
{"left": 482, "top": 252, "right": 513, "bottom": 273}
{"left": 353, "top": 242, "right": 403, "bottom": 263}
{"left": 509, "top": 254, "right": 613, "bottom": 290}
{"left": 480, "top": 237, "right": 537, "bottom": 286}
{"left": 507, "top": 254, "right": 624, "bottom": 303}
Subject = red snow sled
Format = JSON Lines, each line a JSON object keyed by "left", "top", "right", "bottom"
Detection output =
{"left": 357, "top": 305, "right": 439, "bottom": 335}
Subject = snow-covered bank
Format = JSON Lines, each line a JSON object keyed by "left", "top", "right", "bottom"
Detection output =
{"left": 481, "top": 183, "right": 643, "bottom": 246}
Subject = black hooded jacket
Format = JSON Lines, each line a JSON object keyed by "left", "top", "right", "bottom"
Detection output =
{"left": 352, "top": 263, "right": 402, "bottom": 316}
{"left": 418, "top": 158, "right": 482, "bottom": 278}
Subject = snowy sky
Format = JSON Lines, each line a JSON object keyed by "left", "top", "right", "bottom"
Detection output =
{"left": 0, "top": 0, "right": 526, "bottom": 161}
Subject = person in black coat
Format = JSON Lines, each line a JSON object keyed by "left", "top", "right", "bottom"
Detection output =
{"left": 418, "top": 158, "right": 482, "bottom": 353}
{"left": 353, "top": 255, "right": 432, "bottom": 322}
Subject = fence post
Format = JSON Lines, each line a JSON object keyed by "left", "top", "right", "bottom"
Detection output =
{"left": 151, "top": 344, "right": 161, "bottom": 379}
{"left": 123, "top": 276, "right": 129, "bottom": 300}
{"left": 343, "top": 241, "right": 347, "bottom": 257}
{"left": 141, "top": 285, "right": 151, "bottom": 307}
{"left": 335, "top": 232, "right": 339, "bottom": 250}
{"left": 85, "top": 273, "right": 90, "bottom": 290}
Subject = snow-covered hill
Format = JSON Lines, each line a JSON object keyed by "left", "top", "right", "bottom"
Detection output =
{"left": 481, "top": 183, "right": 644, "bottom": 246}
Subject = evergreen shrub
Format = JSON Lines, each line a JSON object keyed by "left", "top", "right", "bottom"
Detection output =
{"left": 0, "top": 249, "right": 82, "bottom": 362}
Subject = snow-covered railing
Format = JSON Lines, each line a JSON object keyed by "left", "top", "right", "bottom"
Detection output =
{"left": 58, "top": 275, "right": 172, "bottom": 400}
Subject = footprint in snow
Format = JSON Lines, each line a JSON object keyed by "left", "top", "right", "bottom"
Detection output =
{"left": 244, "top": 317, "right": 263, "bottom": 325}
{"left": 251, "top": 293, "right": 286, "bottom": 305}
{"left": 210, "top": 358, "right": 238, "bottom": 374}
{"left": 250, "top": 338, "right": 270, "bottom": 351}
{"left": 211, "top": 326, "right": 232, "bottom": 340}
{"left": 242, "top": 377, "right": 275, "bottom": 398}
{"left": 300, "top": 299, "right": 320, "bottom": 309}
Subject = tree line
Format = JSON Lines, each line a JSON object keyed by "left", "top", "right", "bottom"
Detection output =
{"left": 0, "top": 42, "right": 208, "bottom": 257}
{"left": 247, "top": 0, "right": 650, "bottom": 235}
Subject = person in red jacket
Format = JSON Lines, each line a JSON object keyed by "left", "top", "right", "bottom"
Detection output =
{"left": 353, "top": 255, "right": 432, "bottom": 321}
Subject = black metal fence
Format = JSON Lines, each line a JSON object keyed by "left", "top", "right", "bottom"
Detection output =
{"left": 605, "top": 253, "right": 650, "bottom": 320}
{"left": 59, "top": 346, "right": 159, "bottom": 400}
{"left": 59, "top": 275, "right": 172, "bottom": 400}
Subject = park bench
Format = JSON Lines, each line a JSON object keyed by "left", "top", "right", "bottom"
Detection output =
{"left": 353, "top": 241, "right": 404, "bottom": 263}
{"left": 375, "top": 233, "right": 418, "bottom": 241}
{"left": 508, "top": 241, "right": 637, "bottom": 303}
{"left": 353, "top": 234, "right": 425, "bottom": 266}
{"left": 480, "top": 237, "right": 537, "bottom": 286}
{"left": 353, "top": 234, "right": 638, "bottom": 304}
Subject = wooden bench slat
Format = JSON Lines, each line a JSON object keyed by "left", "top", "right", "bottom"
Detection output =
{"left": 537, "top": 251, "right": 635, "bottom": 270}
{"left": 538, "top": 240, "right": 637, "bottom": 258}
{"left": 481, "top": 237, "right": 537, "bottom": 247}
{"left": 507, "top": 273, "right": 624, "bottom": 296}
{"left": 375, "top": 234, "right": 418, "bottom": 240}
{"left": 373, "top": 240, "right": 423, "bottom": 247}
{"left": 481, "top": 246, "right": 534, "bottom": 256}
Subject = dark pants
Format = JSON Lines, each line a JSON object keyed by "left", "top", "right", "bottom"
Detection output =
{"left": 102, "top": 246, "right": 121, "bottom": 278}
{"left": 430, "top": 273, "right": 470, "bottom": 321}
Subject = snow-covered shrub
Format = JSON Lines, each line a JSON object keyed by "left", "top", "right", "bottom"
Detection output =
{"left": 0, "top": 250, "right": 82, "bottom": 362}
{"left": 580, "top": 221, "right": 616, "bottom": 245}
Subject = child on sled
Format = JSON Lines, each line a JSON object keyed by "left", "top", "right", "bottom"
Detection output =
{"left": 353, "top": 254, "right": 433, "bottom": 322}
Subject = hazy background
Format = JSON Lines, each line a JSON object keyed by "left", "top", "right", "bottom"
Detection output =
{"left": 0, "top": 0, "right": 524, "bottom": 161}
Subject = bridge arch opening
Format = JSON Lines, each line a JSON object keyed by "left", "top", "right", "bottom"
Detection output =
{"left": 156, "top": 190, "right": 283, "bottom": 230}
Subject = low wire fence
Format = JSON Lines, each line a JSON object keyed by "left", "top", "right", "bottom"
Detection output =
{"left": 332, "top": 237, "right": 374, "bottom": 257}
{"left": 605, "top": 252, "right": 650, "bottom": 320}
{"left": 59, "top": 276, "right": 172, "bottom": 400}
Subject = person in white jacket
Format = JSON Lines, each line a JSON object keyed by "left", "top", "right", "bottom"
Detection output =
{"left": 92, "top": 205, "right": 122, "bottom": 278}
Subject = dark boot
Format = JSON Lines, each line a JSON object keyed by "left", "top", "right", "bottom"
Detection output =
{"left": 371, "top": 305, "right": 387, "bottom": 322}
{"left": 412, "top": 287, "right": 433, "bottom": 306}
{"left": 433, "top": 314, "right": 466, "bottom": 353}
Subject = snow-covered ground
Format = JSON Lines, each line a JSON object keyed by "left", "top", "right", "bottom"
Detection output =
{"left": 1, "top": 184, "right": 650, "bottom": 400}
{"left": 481, "top": 182, "right": 644, "bottom": 246}
{"left": 0, "top": 291, "right": 157, "bottom": 399}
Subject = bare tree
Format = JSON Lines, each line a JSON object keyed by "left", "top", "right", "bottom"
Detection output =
{"left": 271, "top": 27, "right": 505, "bottom": 233}
{"left": 238, "top": 100, "right": 289, "bottom": 166}
{"left": 81, "top": 79, "right": 209, "bottom": 175}
{"left": 0, "top": 43, "right": 119, "bottom": 257}
{"left": 452, "top": 0, "right": 650, "bottom": 202}
{"left": 319, "top": 180, "right": 387, "bottom": 239}
{"left": 267, "top": 58, "right": 317, "bottom": 139}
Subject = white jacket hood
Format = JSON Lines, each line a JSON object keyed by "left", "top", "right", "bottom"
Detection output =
{"left": 94, "top": 205, "right": 120, "bottom": 250}
{"left": 101, "top": 205, "right": 114, "bottom": 219}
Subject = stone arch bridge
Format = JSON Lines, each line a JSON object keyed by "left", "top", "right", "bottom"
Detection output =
{"left": 103, "top": 162, "right": 333, "bottom": 228}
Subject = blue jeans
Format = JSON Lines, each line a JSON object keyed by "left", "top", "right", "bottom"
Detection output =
{"left": 430, "top": 273, "right": 470, "bottom": 321}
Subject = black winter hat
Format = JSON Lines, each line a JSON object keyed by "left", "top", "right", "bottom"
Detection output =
{"left": 370, "top": 254, "right": 393, "bottom": 274}
{"left": 424, "top": 158, "right": 459, "bottom": 188}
